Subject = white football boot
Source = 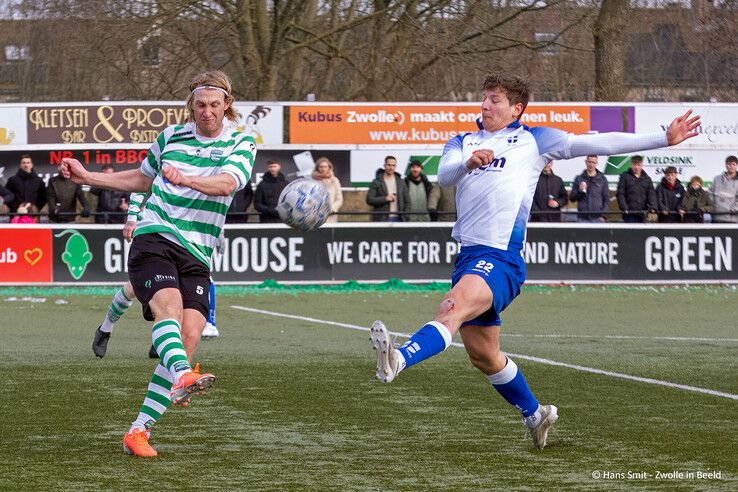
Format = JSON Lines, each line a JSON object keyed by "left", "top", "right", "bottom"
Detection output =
{"left": 524, "top": 404, "right": 559, "bottom": 449}
{"left": 201, "top": 322, "right": 220, "bottom": 339}
{"left": 370, "top": 320, "right": 402, "bottom": 383}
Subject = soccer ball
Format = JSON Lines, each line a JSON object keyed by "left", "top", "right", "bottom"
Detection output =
{"left": 277, "top": 179, "right": 332, "bottom": 231}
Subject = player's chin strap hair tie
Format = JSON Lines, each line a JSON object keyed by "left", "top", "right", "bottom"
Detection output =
{"left": 192, "top": 85, "right": 229, "bottom": 97}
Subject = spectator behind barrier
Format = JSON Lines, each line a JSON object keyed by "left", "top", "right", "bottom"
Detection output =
{"left": 5, "top": 154, "right": 46, "bottom": 213}
{"left": 404, "top": 160, "right": 432, "bottom": 222}
{"left": 254, "top": 159, "right": 288, "bottom": 223}
{"left": 47, "top": 170, "right": 89, "bottom": 223}
{"left": 91, "top": 164, "right": 128, "bottom": 224}
{"left": 10, "top": 203, "right": 38, "bottom": 224}
{"left": 616, "top": 155, "right": 657, "bottom": 223}
{"left": 365, "top": 155, "right": 409, "bottom": 222}
{"left": 655, "top": 166, "right": 684, "bottom": 223}
{"left": 680, "top": 176, "right": 714, "bottom": 223}
{"left": 226, "top": 181, "right": 254, "bottom": 223}
{"left": 710, "top": 155, "right": 738, "bottom": 223}
{"left": 311, "top": 156, "right": 343, "bottom": 223}
{"left": 530, "top": 160, "right": 567, "bottom": 222}
{"left": 570, "top": 155, "right": 609, "bottom": 222}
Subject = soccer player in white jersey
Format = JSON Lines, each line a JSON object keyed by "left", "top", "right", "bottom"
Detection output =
{"left": 370, "top": 73, "right": 700, "bottom": 449}
{"left": 61, "top": 70, "right": 255, "bottom": 457}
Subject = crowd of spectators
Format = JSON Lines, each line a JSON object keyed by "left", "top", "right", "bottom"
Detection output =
{"left": 527, "top": 154, "right": 736, "bottom": 223}
{"left": 1, "top": 153, "right": 736, "bottom": 224}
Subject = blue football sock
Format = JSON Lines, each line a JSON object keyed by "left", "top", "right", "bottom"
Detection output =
{"left": 207, "top": 280, "right": 216, "bottom": 325}
{"left": 488, "top": 357, "right": 540, "bottom": 418}
{"left": 397, "top": 321, "right": 452, "bottom": 369}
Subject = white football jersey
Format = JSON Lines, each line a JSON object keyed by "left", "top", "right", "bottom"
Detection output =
{"left": 438, "top": 120, "right": 667, "bottom": 253}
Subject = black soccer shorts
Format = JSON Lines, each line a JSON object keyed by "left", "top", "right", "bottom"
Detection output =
{"left": 127, "top": 233, "right": 210, "bottom": 320}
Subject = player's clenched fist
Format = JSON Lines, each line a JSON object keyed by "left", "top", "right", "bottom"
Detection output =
{"left": 467, "top": 149, "right": 495, "bottom": 171}
{"left": 60, "top": 158, "right": 90, "bottom": 185}
{"left": 162, "top": 164, "right": 191, "bottom": 187}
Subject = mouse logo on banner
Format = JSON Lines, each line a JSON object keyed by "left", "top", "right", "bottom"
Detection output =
{"left": 55, "top": 229, "right": 93, "bottom": 280}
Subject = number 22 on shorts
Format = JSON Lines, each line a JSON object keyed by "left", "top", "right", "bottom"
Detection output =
{"left": 473, "top": 260, "right": 494, "bottom": 275}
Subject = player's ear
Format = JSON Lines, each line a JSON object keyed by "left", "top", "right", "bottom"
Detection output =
{"left": 512, "top": 102, "right": 523, "bottom": 119}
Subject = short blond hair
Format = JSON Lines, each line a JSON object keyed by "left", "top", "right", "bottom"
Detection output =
{"left": 186, "top": 70, "right": 238, "bottom": 122}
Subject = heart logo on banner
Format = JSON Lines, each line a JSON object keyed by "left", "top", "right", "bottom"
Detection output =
{"left": 24, "top": 248, "right": 43, "bottom": 266}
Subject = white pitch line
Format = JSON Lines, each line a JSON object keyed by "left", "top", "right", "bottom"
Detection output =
{"left": 231, "top": 305, "right": 738, "bottom": 402}
{"left": 502, "top": 333, "right": 738, "bottom": 343}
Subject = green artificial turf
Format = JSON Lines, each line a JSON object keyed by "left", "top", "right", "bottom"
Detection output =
{"left": 1, "top": 287, "right": 736, "bottom": 490}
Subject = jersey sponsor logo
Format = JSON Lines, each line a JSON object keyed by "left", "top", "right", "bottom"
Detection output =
{"left": 155, "top": 274, "right": 176, "bottom": 282}
{"left": 468, "top": 157, "right": 507, "bottom": 175}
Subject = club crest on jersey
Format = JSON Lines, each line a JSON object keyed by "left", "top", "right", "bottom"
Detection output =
{"left": 210, "top": 149, "right": 224, "bottom": 161}
{"left": 507, "top": 135, "right": 518, "bottom": 145}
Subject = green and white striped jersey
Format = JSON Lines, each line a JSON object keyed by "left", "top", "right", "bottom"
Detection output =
{"left": 134, "top": 122, "right": 256, "bottom": 265}
{"left": 127, "top": 192, "right": 147, "bottom": 221}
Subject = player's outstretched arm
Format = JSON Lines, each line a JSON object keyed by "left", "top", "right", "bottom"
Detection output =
{"left": 162, "top": 165, "right": 237, "bottom": 196}
{"left": 60, "top": 158, "right": 153, "bottom": 192}
{"left": 556, "top": 110, "right": 701, "bottom": 161}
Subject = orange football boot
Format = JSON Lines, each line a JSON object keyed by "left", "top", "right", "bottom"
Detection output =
{"left": 170, "top": 363, "right": 215, "bottom": 406}
{"left": 123, "top": 429, "right": 157, "bottom": 457}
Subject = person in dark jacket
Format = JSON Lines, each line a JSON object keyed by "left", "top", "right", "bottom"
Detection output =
{"left": 227, "top": 181, "right": 254, "bottom": 223}
{"left": 5, "top": 154, "right": 47, "bottom": 213}
{"left": 404, "top": 160, "right": 433, "bottom": 222}
{"left": 0, "top": 183, "right": 14, "bottom": 207}
{"left": 680, "top": 175, "right": 714, "bottom": 223}
{"left": 91, "top": 164, "right": 128, "bottom": 223}
{"left": 254, "top": 160, "right": 288, "bottom": 223}
{"left": 47, "top": 171, "right": 89, "bottom": 223}
{"left": 365, "top": 155, "right": 410, "bottom": 222}
{"left": 616, "top": 155, "right": 657, "bottom": 223}
{"left": 655, "top": 166, "right": 685, "bottom": 223}
{"left": 570, "top": 155, "right": 610, "bottom": 222}
{"left": 530, "top": 160, "right": 568, "bottom": 222}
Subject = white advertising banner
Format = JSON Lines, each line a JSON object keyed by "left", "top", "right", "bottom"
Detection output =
{"left": 231, "top": 103, "right": 283, "bottom": 145}
{"left": 635, "top": 104, "right": 738, "bottom": 149}
{"left": 350, "top": 149, "right": 441, "bottom": 185}
{"left": 0, "top": 106, "right": 27, "bottom": 145}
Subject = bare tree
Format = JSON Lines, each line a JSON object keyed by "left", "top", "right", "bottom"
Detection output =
{"left": 593, "top": 0, "right": 628, "bottom": 101}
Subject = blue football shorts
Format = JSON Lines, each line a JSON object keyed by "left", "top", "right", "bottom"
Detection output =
{"left": 450, "top": 245, "right": 526, "bottom": 327}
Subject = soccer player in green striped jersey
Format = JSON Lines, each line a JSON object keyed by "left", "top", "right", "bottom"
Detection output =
{"left": 92, "top": 192, "right": 221, "bottom": 359}
{"left": 61, "top": 70, "right": 254, "bottom": 457}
